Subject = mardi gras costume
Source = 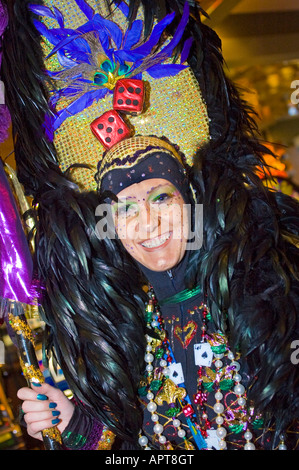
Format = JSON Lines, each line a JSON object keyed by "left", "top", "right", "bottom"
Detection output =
{"left": 1, "top": 0, "right": 299, "bottom": 450}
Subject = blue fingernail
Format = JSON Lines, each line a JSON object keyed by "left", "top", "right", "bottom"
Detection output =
{"left": 49, "top": 402, "right": 57, "bottom": 409}
{"left": 52, "top": 418, "right": 60, "bottom": 425}
{"left": 37, "top": 394, "right": 48, "bottom": 400}
{"left": 52, "top": 410, "right": 60, "bottom": 417}
{"left": 32, "top": 382, "right": 42, "bottom": 387}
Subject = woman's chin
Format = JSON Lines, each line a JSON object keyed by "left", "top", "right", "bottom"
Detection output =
{"left": 137, "top": 247, "right": 184, "bottom": 272}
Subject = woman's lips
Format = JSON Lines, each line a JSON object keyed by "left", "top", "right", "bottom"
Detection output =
{"left": 139, "top": 232, "right": 172, "bottom": 251}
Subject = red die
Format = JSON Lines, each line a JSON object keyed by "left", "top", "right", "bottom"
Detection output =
{"left": 113, "top": 79, "right": 145, "bottom": 115}
{"left": 182, "top": 404, "right": 194, "bottom": 418}
{"left": 90, "top": 110, "right": 131, "bottom": 149}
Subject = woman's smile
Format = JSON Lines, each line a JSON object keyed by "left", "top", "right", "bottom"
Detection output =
{"left": 139, "top": 231, "right": 172, "bottom": 250}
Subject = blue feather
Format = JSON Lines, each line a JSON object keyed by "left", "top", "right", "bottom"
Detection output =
{"left": 146, "top": 63, "right": 187, "bottom": 78}
{"left": 116, "top": 1, "right": 130, "bottom": 18}
{"left": 53, "top": 89, "right": 108, "bottom": 130}
{"left": 181, "top": 37, "right": 193, "bottom": 63}
{"left": 123, "top": 20, "right": 143, "bottom": 50}
{"left": 113, "top": 49, "right": 145, "bottom": 63}
{"left": 131, "top": 12, "right": 176, "bottom": 57}
{"left": 28, "top": 4, "right": 57, "bottom": 19}
{"left": 93, "top": 14, "right": 123, "bottom": 50}
{"left": 73, "top": 0, "right": 94, "bottom": 20}
{"left": 32, "top": 19, "right": 62, "bottom": 46}
{"left": 46, "top": 33, "right": 82, "bottom": 59}
{"left": 56, "top": 51, "right": 78, "bottom": 68}
{"left": 53, "top": 7, "right": 64, "bottom": 28}
{"left": 153, "top": 2, "right": 190, "bottom": 62}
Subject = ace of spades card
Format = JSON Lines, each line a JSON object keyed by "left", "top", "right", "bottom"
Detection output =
{"left": 194, "top": 343, "right": 213, "bottom": 367}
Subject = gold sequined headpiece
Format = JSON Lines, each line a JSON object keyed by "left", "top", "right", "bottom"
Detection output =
{"left": 30, "top": 0, "right": 210, "bottom": 191}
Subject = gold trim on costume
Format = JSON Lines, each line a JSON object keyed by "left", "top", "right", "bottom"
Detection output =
{"left": 19, "top": 359, "right": 45, "bottom": 384}
{"left": 42, "top": 426, "right": 63, "bottom": 444}
{"left": 8, "top": 314, "right": 35, "bottom": 344}
{"left": 96, "top": 426, "right": 116, "bottom": 450}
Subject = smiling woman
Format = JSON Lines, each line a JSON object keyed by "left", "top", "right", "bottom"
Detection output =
{"left": 112, "top": 178, "right": 188, "bottom": 271}
{"left": 98, "top": 135, "right": 194, "bottom": 271}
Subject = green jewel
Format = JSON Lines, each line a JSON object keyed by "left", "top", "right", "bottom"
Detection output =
{"left": 150, "top": 379, "right": 162, "bottom": 392}
{"left": 228, "top": 424, "right": 244, "bottom": 434}
{"left": 219, "top": 379, "right": 234, "bottom": 391}
{"left": 144, "top": 312, "right": 153, "bottom": 323}
{"left": 202, "top": 382, "right": 214, "bottom": 392}
{"left": 138, "top": 386, "right": 147, "bottom": 397}
{"left": 211, "top": 344, "right": 226, "bottom": 354}
{"left": 61, "top": 431, "right": 87, "bottom": 449}
{"left": 252, "top": 418, "right": 264, "bottom": 429}
{"left": 155, "top": 348, "right": 164, "bottom": 359}
{"left": 165, "top": 407, "right": 181, "bottom": 417}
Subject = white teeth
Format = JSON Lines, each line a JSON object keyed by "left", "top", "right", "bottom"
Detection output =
{"left": 141, "top": 233, "right": 171, "bottom": 248}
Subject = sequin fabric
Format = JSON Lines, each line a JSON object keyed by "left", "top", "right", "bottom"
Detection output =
{"left": 36, "top": 0, "right": 210, "bottom": 191}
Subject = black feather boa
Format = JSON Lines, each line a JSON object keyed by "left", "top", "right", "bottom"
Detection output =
{"left": 2, "top": 0, "right": 299, "bottom": 446}
{"left": 186, "top": 142, "right": 299, "bottom": 437}
{"left": 35, "top": 176, "right": 149, "bottom": 443}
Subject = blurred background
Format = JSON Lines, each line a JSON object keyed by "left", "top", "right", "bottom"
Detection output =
{"left": 0, "top": 0, "right": 299, "bottom": 450}
{"left": 201, "top": 0, "right": 299, "bottom": 196}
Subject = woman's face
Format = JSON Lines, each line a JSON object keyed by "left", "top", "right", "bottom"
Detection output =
{"left": 112, "top": 178, "right": 188, "bottom": 271}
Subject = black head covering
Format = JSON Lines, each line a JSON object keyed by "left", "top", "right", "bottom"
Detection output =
{"left": 99, "top": 143, "right": 193, "bottom": 205}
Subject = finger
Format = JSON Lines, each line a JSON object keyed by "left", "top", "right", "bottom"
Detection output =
{"left": 18, "top": 383, "right": 62, "bottom": 405}
{"left": 28, "top": 417, "right": 60, "bottom": 437}
{"left": 24, "top": 410, "right": 52, "bottom": 424}
{"left": 22, "top": 399, "right": 52, "bottom": 413}
{"left": 30, "top": 382, "right": 65, "bottom": 403}
{"left": 24, "top": 410, "right": 60, "bottom": 425}
{"left": 17, "top": 386, "right": 38, "bottom": 401}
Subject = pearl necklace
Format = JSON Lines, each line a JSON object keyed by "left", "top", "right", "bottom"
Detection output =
{"left": 138, "top": 287, "right": 284, "bottom": 451}
{"left": 139, "top": 289, "right": 202, "bottom": 450}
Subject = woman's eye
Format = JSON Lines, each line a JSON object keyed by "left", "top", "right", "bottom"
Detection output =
{"left": 152, "top": 192, "right": 171, "bottom": 204}
{"left": 116, "top": 203, "right": 138, "bottom": 217}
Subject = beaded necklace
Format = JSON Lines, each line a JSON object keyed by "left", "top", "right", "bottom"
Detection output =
{"left": 138, "top": 286, "right": 260, "bottom": 450}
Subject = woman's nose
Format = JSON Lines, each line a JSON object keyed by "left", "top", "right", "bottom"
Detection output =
{"left": 137, "top": 203, "right": 159, "bottom": 234}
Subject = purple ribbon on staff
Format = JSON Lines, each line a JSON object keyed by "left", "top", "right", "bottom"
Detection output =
{"left": 0, "top": 160, "right": 35, "bottom": 309}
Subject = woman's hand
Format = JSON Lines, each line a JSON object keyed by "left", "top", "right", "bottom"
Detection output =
{"left": 17, "top": 382, "right": 74, "bottom": 441}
